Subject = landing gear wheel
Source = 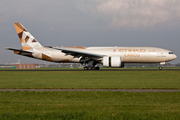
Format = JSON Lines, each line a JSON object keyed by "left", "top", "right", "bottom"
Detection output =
{"left": 159, "top": 66, "right": 162, "bottom": 70}
{"left": 92, "top": 67, "right": 95, "bottom": 70}
{"left": 84, "top": 67, "right": 89, "bottom": 70}
{"left": 88, "top": 67, "right": 92, "bottom": 70}
{"left": 95, "top": 66, "right": 100, "bottom": 70}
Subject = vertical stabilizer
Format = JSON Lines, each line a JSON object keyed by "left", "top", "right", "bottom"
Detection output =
{"left": 14, "top": 23, "right": 42, "bottom": 51}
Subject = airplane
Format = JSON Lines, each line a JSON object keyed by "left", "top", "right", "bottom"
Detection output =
{"left": 6, "top": 23, "right": 177, "bottom": 70}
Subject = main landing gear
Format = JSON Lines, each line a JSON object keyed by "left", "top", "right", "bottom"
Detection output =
{"left": 80, "top": 58, "right": 100, "bottom": 70}
{"left": 84, "top": 66, "right": 100, "bottom": 70}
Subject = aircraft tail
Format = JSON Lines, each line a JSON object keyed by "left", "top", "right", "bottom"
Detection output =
{"left": 14, "top": 23, "right": 42, "bottom": 51}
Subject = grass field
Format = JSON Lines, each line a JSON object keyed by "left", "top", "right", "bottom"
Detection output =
{"left": 0, "top": 70, "right": 180, "bottom": 119}
{"left": 0, "top": 71, "right": 180, "bottom": 89}
{"left": 0, "top": 91, "right": 180, "bottom": 119}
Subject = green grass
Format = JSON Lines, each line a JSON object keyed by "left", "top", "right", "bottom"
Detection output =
{"left": 0, "top": 91, "right": 180, "bottom": 119}
{"left": 1, "top": 71, "right": 180, "bottom": 119}
{"left": 0, "top": 71, "right": 180, "bottom": 89}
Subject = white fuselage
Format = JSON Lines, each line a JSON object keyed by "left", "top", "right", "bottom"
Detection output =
{"left": 32, "top": 47, "right": 177, "bottom": 63}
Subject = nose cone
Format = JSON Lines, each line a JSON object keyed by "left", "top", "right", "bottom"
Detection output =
{"left": 171, "top": 54, "right": 177, "bottom": 60}
{"left": 168, "top": 54, "right": 177, "bottom": 61}
{"left": 174, "top": 54, "right": 177, "bottom": 59}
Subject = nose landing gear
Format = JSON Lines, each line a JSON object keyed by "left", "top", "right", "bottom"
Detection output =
{"left": 159, "top": 62, "right": 165, "bottom": 70}
{"left": 159, "top": 66, "right": 162, "bottom": 70}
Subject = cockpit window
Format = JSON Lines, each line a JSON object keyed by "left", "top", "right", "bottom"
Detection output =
{"left": 169, "top": 52, "right": 174, "bottom": 54}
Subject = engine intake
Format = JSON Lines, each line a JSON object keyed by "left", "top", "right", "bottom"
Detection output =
{"left": 103, "top": 56, "right": 124, "bottom": 68}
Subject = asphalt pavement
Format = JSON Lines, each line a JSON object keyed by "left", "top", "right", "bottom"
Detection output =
{"left": 0, "top": 69, "right": 180, "bottom": 71}
{"left": 0, "top": 89, "right": 180, "bottom": 92}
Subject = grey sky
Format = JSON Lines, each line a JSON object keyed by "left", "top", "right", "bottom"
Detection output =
{"left": 0, "top": 0, "right": 180, "bottom": 64}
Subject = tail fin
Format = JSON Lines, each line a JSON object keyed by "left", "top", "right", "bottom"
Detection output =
{"left": 14, "top": 23, "right": 42, "bottom": 51}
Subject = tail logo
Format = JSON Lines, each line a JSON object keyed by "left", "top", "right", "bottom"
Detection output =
{"left": 14, "top": 23, "right": 42, "bottom": 51}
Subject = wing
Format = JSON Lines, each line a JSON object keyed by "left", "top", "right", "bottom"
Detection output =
{"left": 52, "top": 47, "right": 103, "bottom": 58}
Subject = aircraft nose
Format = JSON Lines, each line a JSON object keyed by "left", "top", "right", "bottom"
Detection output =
{"left": 174, "top": 54, "right": 177, "bottom": 59}
{"left": 169, "top": 54, "right": 177, "bottom": 61}
{"left": 171, "top": 54, "right": 177, "bottom": 60}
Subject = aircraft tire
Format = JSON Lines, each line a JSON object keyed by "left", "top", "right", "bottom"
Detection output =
{"left": 84, "top": 67, "right": 89, "bottom": 70}
{"left": 95, "top": 66, "right": 100, "bottom": 70}
{"left": 92, "top": 67, "right": 96, "bottom": 70}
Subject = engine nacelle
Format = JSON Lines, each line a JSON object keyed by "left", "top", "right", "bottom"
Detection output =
{"left": 103, "top": 56, "right": 124, "bottom": 68}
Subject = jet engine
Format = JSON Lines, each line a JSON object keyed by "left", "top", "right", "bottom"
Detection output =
{"left": 103, "top": 56, "right": 124, "bottom": 68}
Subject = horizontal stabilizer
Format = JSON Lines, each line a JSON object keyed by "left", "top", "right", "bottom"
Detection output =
{"left": 44, "top": 46, "right": 53, "bottom": 48}
{"left": 5, "top": 48, "right": 33, "bottom": 55}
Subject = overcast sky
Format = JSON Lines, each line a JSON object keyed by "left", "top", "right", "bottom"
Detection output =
{"left": 0, "top": 0, "right": 180, "bottom": 64}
